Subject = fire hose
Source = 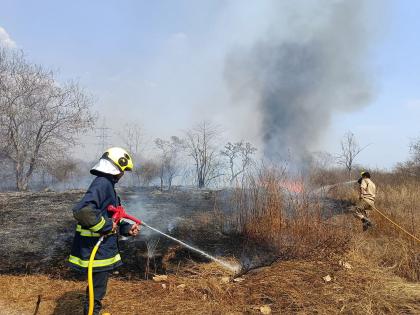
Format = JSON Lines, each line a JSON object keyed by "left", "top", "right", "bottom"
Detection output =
{"left": 87, "top": 235, "right": 104, "bottom": 315}
{"left": 86, "top": 205, "right": 238, "bottom": 315}
{"left": 86, "top": 203, "right": 419, "bottom": 314}
{"left": 372, "top": 206, "right": 420, "bottom": 244}
{"left": 87, "top": 205, "right": 141, "bottom": 315}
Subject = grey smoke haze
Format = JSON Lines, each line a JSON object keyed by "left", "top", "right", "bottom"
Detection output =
{"left": 225, "top": 0, "right": 375, "bottom": 168}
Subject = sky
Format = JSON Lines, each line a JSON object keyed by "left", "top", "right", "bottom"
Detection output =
{"left": 0, "top": 0, "right": 419, "bottom": 169}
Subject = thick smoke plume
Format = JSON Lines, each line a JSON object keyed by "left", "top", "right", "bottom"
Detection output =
{"left": 225, "top": 0, "right": 375, "bottom": 169}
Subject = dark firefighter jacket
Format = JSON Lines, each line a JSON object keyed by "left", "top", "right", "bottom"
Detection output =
{"left": 68, "top": 174, "right": 132, "bottom": 272}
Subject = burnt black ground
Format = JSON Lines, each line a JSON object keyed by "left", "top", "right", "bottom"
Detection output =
{"left": 0, "top": 187, "right": 240, "bottom": 278}
{"left": 0, "top": 186, "right": 353, "bottom": 279}
{"left": 0, "top": 190, "right": 83, "bottom": 275}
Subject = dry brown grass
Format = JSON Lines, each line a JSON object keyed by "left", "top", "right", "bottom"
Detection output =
{"left": 2, "top": 258, "right": 419, "bottom": 315}
{"left": 331, "top": 176, "right": 420, "bottom": 282}
{"left": 222, "top": 164, "right": 419, "bottom": 285}
{"left": 226, "top": 166, "right": 352, "bottom": 262}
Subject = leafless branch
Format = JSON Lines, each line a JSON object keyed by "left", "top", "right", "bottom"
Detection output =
{"left": 0, "top": 48, "right": 94, "bottom": 190}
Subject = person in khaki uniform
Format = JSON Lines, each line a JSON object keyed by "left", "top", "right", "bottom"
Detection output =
{"left": 354, "top": 171, "right": 376, "bottom": 231}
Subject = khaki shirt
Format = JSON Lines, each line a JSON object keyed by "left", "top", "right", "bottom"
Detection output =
{"left": 360, "top": 178, "right": 376, "bottom": 202}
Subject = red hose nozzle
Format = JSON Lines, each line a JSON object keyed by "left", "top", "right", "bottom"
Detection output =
{"left": 107, "top": 205, "right": 141, "bottom": 225}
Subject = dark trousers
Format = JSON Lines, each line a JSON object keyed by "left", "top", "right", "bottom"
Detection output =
{"left": 84, "top": 271, "right": 109, "bottom": 315}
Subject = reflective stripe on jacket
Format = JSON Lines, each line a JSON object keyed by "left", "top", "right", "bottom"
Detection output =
{"left": 68, "top": 174, "right": 132, "bottom": 272}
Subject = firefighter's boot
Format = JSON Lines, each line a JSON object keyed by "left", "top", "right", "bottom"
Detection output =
{"left": 362, "top": 218, "right": 372, "bottom": 231}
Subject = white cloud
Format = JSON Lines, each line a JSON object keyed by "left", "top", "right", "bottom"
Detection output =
{"left": 166, "top": 32, "right": 188, "bottom": 51}
{"left": 0, "top": 26, "right": 17, "bottom": 48}
{"left": 168, "top": 32, "right": 188, "bottom": 43}
{"left": 404, "top": 99, "right": 420, "bottom": 111}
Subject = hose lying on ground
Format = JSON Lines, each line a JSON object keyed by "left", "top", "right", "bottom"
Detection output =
{"left": 373, "top": 206, "right": 420, "bottom": 244}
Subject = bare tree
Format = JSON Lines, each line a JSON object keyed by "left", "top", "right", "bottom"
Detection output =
{"left": 409, "top": 137, "right": 420, "bottom": 165}
{"left": 46, "top": 157, "right": 81, "bottom": 184}
{"left": 137, "top": 159, "right": 159, "bottom": 186}
{"left": 337, "top": 131, "right": 368, "bottom": 180}
{"left": 396, "top": 137, "right": 420, "bottom": 178}
{"left": 0, "top": 150, "right": 14, "bottom": 190}
{"left": 311, "top": 151, "right": 336, "bottom": 170}
{"left": 184, "top": 121, "right": 223, "bottom": 188}
{"left": 309, "top": 151, "right": 339, "bottom": 186}
{"left": 119, "top": 122, "right": 146, "bottom": 185}
{"left": 120, "top": 122, "right": 144, "bottom": 159}
{"left": 221, "top": 141, "right": 257, "bottom": 184}
{"left": 155, "top": 136, "right": 183, "bottom": 190}
{"left": 0, "top": 48, "right": 94, "bottom": 190}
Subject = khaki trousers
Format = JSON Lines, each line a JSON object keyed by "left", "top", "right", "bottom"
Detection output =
{"left": 353, "top": 198, "right": 374, "bottom": 221}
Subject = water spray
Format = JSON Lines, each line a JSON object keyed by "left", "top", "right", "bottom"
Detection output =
{"left": 107, "top": 205, "right": 240, "bottom": 273}
{"left": 312, "top": 180, "right": 357, "bottom": 195}
{"left": 141, "top": 222, "right": 240, "bottom": 273}
{"left": 88, "top": 205, "right": 241, "bottom": 315}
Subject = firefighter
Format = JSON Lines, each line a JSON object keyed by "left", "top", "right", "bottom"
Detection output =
{"left": 68, "top": 147, "right": 140, "bottom": 315}
{"left": 354, "top": 171, "right": 376, "bottom": 231}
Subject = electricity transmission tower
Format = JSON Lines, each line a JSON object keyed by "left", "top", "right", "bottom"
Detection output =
{"left": 96, "top": 120, "right": 111, "bottom": 153}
